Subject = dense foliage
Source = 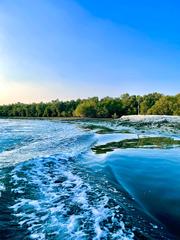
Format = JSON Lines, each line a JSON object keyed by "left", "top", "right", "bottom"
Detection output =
{"left": 0, "top": 93, "right": 179, "bottom": 118}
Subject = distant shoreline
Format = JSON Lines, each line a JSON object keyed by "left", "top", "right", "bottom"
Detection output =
{"left": 0, "top": 116, "right": 112, "bottom": 120}
{"left": 0, "top": 115, "right": 179, "bottom": 121}
{"left": 1, "top": 93, "right": 179, "bottom": 118}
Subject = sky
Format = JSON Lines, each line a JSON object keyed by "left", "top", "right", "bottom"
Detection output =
{"left": 0, "top": 0, "right": 180, "bottom": 104}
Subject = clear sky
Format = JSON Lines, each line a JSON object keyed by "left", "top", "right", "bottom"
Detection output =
{"left": 0, "top": 0, "right": 180, "bottom": 104}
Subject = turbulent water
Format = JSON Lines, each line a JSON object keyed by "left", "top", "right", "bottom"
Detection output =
{"left": 0, "top": 119, "right": 180, "bottom": 240}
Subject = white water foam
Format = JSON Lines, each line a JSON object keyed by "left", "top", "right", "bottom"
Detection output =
{"left": 0, "top": 119, "right": 96, "bottom": 168}
{"left": 9, "top": 156, "right": 134, "bottom": 240}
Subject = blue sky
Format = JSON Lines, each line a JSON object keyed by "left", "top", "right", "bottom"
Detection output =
{"left": 0, "top": 0, "right": 180, "bottom": 104}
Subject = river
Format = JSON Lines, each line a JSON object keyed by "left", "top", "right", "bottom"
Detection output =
{"left": 0, "top": 118, "right": 179, "bottom": 240}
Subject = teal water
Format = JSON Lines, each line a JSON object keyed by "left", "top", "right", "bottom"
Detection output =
{"left": 0, "top": 119, "right": 179, "bottom": 239}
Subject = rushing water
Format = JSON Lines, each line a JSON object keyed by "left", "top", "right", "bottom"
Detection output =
{"left": 0, "top": 119, "right": 179, "bottom": 240}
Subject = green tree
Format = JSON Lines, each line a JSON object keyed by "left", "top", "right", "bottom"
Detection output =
{"left": 74, "top": 98, "right": 98, "bottom": 117}
{"left": 121, "top": 94, "right": 138, "bottom": 115}
{"left": 140, "top": 93, "right": 162, "bottom": 114}
{"left": 0, "top": 93, "right": 179, "bottom": 118}
{"left": 148, "top": 96, "right": 175, "bottom": 115}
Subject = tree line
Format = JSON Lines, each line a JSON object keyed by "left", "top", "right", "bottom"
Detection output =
{"left": 0, "top": 93, "right": 179, "bottom": 118}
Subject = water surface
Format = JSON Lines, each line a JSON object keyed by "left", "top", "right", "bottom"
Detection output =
{"left": 0, "top": 119, "right": 179, "bottom": 239}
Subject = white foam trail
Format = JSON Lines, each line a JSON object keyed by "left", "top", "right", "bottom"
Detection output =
{"left": 9, "top": 156, "right": 134, "bottom": 240}
{"left": 0, "top": 119, "right": 95, "bottom": 168}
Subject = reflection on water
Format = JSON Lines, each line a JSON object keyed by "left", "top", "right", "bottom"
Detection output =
{"left": 0, "top": 119, "right": 179, "bottom": 239}
{"left": 92, "top": 136, "right": 180, "bottom": 154}
{"left": 89, "top": 149, "right": 180, "bottom": 236}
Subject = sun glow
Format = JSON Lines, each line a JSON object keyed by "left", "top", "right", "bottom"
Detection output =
{"left": 0, "top": 78, "right": 51, "bottom": 104}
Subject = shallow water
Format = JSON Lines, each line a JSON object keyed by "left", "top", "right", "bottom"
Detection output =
{"left": 0, "top": 119, "right": 179, "bottom": 239}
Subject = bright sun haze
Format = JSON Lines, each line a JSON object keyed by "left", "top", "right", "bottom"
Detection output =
{"left": 0, "top": 0, "right": 180, "bottom": 104}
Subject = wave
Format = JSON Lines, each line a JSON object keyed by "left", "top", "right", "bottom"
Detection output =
{"left": 0, "top": 119, "right": 96, "bottom": 168}
{"left": 1, "top": 156, "right": 134, "bottom": 240}
{"left": 0, "top": 119, "right": 176, "bottom": 239}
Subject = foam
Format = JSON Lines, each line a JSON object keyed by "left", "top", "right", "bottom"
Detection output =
{"left": 2, "top": 119, "right": 173, "bottom": 239}
{"left": 9, "top": 156, "right": 134, "bottom": 239}
{"left": 120, "top": 115, "right": 180, "bottom": 123}
{"left": 0, "top": 182, "right": 5, "bottom": 197}
{"left": 0, "top": 119, "right": 95, "bottom": 168}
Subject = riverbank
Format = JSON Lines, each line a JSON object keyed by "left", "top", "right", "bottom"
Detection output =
{"left": 0, "top": 115, "right": 180, "bottom": 121}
